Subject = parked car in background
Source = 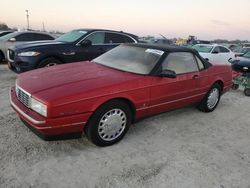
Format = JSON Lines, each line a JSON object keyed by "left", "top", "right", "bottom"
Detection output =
{"left": 242, "top": 43, "right": 250, "bottom": 48}
{"left": 0, "top": 31, "right": 54, "bottom": 62}
{"left": 145, "top": 37, "right": 174, "bottom": 45}
{"left": 192, "top": 44, "right": 235, "bottom": 64}
{"left": 234, "top": 47, "right": 250, "bottom": 57}
{"left": 8, "top": 29, "right": 138, "bottom": 73}
{"left": 221, "top": 43, "right": 241, "bottom": 52}
{"left": 10, "top": 44, "right": 232, "bottom": 146}
{"left": 188, "top": 40, "right": 211, "bottom": 46}
{"left": 0, "top": 30, "right": 14, "bottom": 38}
{"left": 234, "top": 51, "right": 250, "bottom": 61}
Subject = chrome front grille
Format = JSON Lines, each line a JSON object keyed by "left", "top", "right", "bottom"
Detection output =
{"left": 16, "top": 87, "right": 31, "bottom": 108}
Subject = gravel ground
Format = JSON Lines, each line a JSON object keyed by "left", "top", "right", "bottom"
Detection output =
{"left": 0, "top": 64, "right": 250, "bottom": 188}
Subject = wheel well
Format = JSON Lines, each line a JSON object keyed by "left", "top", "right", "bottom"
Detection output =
{"left": 214, "top": 80, "right": 224, "bottom": 92}
{"left": 38, "top": 55, "right": 64, "bottom": 66}
{"left": 97, "top": 98, "right": 136, "bottom": 123}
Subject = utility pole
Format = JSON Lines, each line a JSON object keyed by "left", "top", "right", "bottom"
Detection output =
{"left": 42, "top": 22, "right": 45, "bottom": 32}
{"left": 25, "top": 10, "right": 30, "bottom": 30}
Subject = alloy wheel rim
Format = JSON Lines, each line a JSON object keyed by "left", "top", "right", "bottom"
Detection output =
{"left": 207, "top": 88, "right": 219, "bottom": 109}
{"left": 98, "top": 109, "right": 127, "bottom": 141}
{"left": 46, "top": 63, "right": 57, "bottom": 67}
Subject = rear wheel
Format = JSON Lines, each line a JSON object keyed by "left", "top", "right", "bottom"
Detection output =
{"left": 198, "top": 83, "right": 221, "bottom": 112}
{"left": 85, "top": 100, "right": 132, "bottom": 146}
{"left": 244, "top": 88, "right": 250, "bottom": 96}
{"left": 38, "top": 58, "right": 62, "bottom": 68}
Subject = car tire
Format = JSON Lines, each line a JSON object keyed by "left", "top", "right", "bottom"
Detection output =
{"left": 0, "top": 52, "right": 4, "bottom": 62}
{"left": 232, "top": 84, "right": 239, "bottom": 90}
{"left": 85, "top": 100, "right": 132, "bottom": 147}
{"left": 38, "top": 58, "right": 62, "bottom": 68}
{"left": 198, "top": 83, "right": 221, "bottom": 113}
{"left": 244, "top": 88, "right": 250, "bottom": 96}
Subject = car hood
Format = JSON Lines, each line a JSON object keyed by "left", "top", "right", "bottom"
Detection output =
{"left": 11, "top": 40, "right": 67, "bottom": 51}
{"left": 16, "top": 61, "right": 148, "bottom": 104}
{"left": 235, "top": 56, "right": 250, "bottom": 61}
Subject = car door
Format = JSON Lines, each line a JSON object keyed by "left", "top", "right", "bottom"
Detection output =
{"left": 219, "top": 46, "right": 233, "bottom": 63}
{"left": 72, "top": 31, "right": 107, "bottom": 61}
{"left": 149, "top": 52, "right": 201, "bottom": 115}
{"left": 210, "top": 46, "right": 221, "bottom": 64}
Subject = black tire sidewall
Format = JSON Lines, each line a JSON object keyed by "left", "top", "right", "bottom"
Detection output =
{"left": 244, "top": 88, "right": 250, "bottom": 96}
{"left": 199, "top": 83, "right": 221, "bottom": 112}
{"left": 0, "top": 52, "right": 4, "bottom": 62}
{"left": 85, "top": 100, "right": 132, "bottom": 146}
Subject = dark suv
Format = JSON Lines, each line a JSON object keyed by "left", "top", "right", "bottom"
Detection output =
{"left": 8, "top": 29, "right": 138, "bottom": 73}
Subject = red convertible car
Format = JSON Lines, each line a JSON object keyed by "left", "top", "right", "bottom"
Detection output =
{"left": 10, "top": 44, "right": 232, "bottom": 146}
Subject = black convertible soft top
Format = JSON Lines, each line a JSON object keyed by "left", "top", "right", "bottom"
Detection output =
{"left": 126, "top": 43, "right": 212, "bottom": 69}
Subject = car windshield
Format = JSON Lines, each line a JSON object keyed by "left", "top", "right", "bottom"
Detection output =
{"left": 55, "top": 30, "right": 88, "bottom": 42}
{"left": 0, "top": 32, "right": 17, "bottom": 41}
{"left": 243, "top": 51, "right": 250, "bottom": 58}
{"left": 192, "top": 45, "right": 213, "bottom": 53}
{"left": 93, "top": 45, "right": 164, "bottom": 75}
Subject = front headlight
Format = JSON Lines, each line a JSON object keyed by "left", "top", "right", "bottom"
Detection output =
{"left": 18, "top": 51, "right": 40, "bottom": 57}
{"left": 30, "top": 98, "right": 47, "bottom": 117}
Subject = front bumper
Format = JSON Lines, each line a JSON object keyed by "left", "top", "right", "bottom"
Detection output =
{"left": 8, "top": 53, "right": 38, "bottom": 73}
{"left": 10, "top": 87, "right": 91, "bottom": 140}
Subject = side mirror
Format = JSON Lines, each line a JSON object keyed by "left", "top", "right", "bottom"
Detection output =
{"left": 160, "top": 69, "right": 176, "bottom": 78}
{"left": 212, "top": 51, "right": 219, "bottom": 54}
{"left": 80, "top": 39, "right": 92, "bottom": 47}
{"left": 9, "top": 38, "right": 16, "bottom": 42}
{"left": 228, "top": 58, "right": 233, "bottom": 63}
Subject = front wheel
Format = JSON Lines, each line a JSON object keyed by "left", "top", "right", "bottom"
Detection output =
{"left": 85, "top": 100, "right": 132, "bottom": 147}
{"left": 244, "top": 88, "right": 250, "bottom": 96}
{"left": 198, "top": 83, "right": 221, "bottom": 112}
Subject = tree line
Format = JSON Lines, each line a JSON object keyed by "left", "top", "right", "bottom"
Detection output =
{"left": 0, "top": 22, "right": 10, "bottom": 30}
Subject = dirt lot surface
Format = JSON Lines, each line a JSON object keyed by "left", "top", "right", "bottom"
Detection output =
{"left": 0, "top": 64, "right": 250, "bottom": 188}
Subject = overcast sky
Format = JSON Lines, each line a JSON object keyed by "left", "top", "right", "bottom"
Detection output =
{"left": 1, "top": 0, "right": 250, "bottom": 40}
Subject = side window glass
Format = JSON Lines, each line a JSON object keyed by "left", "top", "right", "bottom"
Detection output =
{"left": 212, "top": 46, "right": 220, "bottom": 54}
{"left": 219, "top": 47, "right": 230, "bottom": 53}
{"left": 123, "top": 35, "right": 135, "bottom": 43}
{"left": 195, "top": 56, "right": 205, "bottom": 70}
{"left": 15, "top": 34, "right": 31, "bottom": 41}
{"left": 105, "top": 33, "right": 124, "bottom": 44}
{"left": 33, "top": 34, "right": 54, "bottom": 40}
{"left": 162, "top": 52, "right": 199, "bottom": 74}
{"left": 84, "top": 32, "right": 105, "bottom": 44}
